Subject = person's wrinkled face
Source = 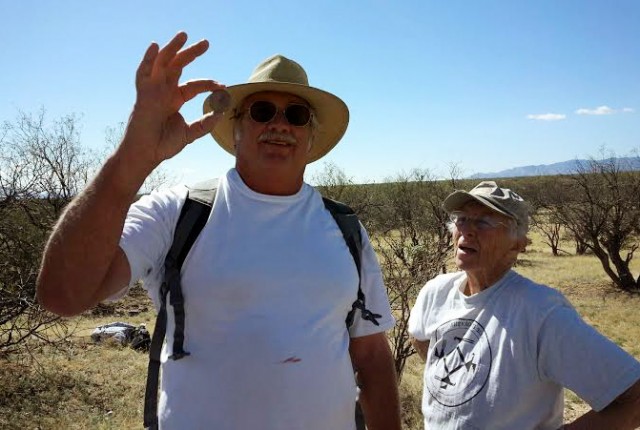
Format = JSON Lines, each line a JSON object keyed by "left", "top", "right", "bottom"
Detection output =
{"left": 233, "top": 91, "right": 313, "bottom": 176}
{"left": 450, "top": 201, "right": 522, "bottom": 281}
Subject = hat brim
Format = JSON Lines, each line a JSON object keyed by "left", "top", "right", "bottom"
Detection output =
{"left": 443, "top": 191, "right": 517, "bottom": 220}
{"left": 203, "top": 82, "right": 349, "bottom": 164}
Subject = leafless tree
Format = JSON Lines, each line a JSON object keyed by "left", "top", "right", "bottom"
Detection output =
{"left": 367, "top": 169, "right": 455, "bottom": 381}
{"left": 553, "top": 153, "right": 640, "bottom": 292}
{"left": 525, "top": 176, "right": 570, "bottom": 256}
{"left": 311, "top": 161, "right": 378, "bottom": 221}
{"left": 532, "top": 213, "right": 564, "bottom": 256}
{"left": 0, "top": 110, "right": 91, "bottom": 357}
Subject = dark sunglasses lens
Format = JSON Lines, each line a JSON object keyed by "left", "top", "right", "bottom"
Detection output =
{"left": 285, "top": 105, "right": 311, "bottom": 126}
{"left": 249, "top": 101, "right": 277, "bottom": 123}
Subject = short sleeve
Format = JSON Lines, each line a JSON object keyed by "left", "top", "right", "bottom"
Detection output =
{"left": 112, "top": 186, "right": 187, "bottom": 303}
{"left": 538, "top": 305, "right": 640, "bottom": 411}
{"left": 348, "top": 224, "right": 395, "bottom": 338}
{"left": 408, "top": 284, "right": 431, "bottom": 341}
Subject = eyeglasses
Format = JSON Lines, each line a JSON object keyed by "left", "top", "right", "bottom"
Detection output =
{"left": 449, "top": 211, "right": 510, "bottom": 231}
{"left": 240, "top": 100, "right": 313, "bottom": 127}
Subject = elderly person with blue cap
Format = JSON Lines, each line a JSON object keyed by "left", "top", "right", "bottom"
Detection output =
{"left": 409, "top": 181, "right": 640, "bottom": 429}
{"left": 37, "top": 32, "right": 400, "bottom": 429}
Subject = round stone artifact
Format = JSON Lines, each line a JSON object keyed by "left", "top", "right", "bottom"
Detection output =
{"left": 208, "top": 89, "right": 231, "bottom": 113}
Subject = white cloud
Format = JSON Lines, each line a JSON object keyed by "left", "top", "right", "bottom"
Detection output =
{"left": 575, "top": 105, "right": 614, "bottom": 115}
{"left": 526, "top": 113, "right": 566, "bottom": 121}
{"left": 574, "top": 106, "right": 635, "bottom": 115}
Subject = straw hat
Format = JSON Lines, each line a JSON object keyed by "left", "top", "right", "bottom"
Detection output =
{"left": 203, "top": 54, "right": 349, "bottom": 163}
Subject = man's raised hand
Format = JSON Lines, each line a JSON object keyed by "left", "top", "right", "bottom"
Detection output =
{"left": 121, "top": 32, "right": 223, "bottom": 172}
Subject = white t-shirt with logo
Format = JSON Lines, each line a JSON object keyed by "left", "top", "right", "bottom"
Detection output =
{"left": 408, "top": 270, "right": 640, "bottom": 430}
{"left": 118, "top": 168, "right": 394, "bottom": 430}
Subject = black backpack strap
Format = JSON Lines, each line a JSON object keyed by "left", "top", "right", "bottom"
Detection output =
{"left": 322, "top": 197, "right": 381, "bottom": 327}
{"left": 143, "top": 180, "right": 218, "bottom": 429}
{"left": 143, "top": 280, "right": 168, "bottom": 430}
{"left": 323, "top": 197, "right": 378, "bottom": 430}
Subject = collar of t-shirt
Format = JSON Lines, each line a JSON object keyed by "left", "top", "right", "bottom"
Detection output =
{"left": 454, "top": 270, "right": 517, "bottom": 308}
{"left": 227, "top": 168, "right": 309, "bottom": 203}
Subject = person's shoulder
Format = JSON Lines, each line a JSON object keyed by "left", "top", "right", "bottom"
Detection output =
{"left": 510, "top": 272, "right": 565, "bottom": 298}
{"left": 165, "top": 183, "right": 190, "bottom": 200}
{"left": 424, "top": 271, "right": 465, "bottom": 294}
{"left": 509, "top": 271, "right": 571, "bottom": 311}
{"left": 412, "top": 271, "right": 464, "bottom": 311}
{"left": 131, "top": 183, "right": 188, "bottom": 210}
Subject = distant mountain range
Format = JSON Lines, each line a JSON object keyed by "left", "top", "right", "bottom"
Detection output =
{"left": 469, "top": 157, "right": 640, "bottom": 179}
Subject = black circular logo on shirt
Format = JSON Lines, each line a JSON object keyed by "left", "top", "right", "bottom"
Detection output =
{"left": 426, "top": 318, "right": 492, "bottom": 407}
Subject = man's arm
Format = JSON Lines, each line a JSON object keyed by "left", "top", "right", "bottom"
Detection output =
{"left": 36, "top": 32, "right": 223, "bottom": 316}
{"left": 350, "top": 332, "right": 401, "bottom": 430}
{"left": 411, "top": 337, "right": 429, "bottom": 362}
{"left": 565, "top": 378, "right": 640, "bottom": 430}
{"left": 36, "top": 154, "right": 143, "bottom": 316}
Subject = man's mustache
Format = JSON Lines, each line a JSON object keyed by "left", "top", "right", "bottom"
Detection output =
{"left": 258, "top": 131, "right": 298, "bottom": 145}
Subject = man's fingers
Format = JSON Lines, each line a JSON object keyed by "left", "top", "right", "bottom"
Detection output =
{"left": 156, "top": 32, "right": 188, "bottom": 68}
{"left": 170, "top": 39, "right": 209, "bottom": 72}
{"left": 184, "top": 112, "right": 220, "bottom": 144}
{"left": 179, "top": 80, "right": 222, "bottom": 104}
{"left": 136, "top": 43, "right": 159, "bottom": 83}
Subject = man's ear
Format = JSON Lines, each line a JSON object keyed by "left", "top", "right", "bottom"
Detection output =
{"left": 513, "top": 236, "right": 528, "bottom": 253}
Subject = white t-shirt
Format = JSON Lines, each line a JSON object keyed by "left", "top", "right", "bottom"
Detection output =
{"left": 408, "top": 270, "right": 640, "bottom": 430}
{"left": 118, "top": 168, "right": 395, "bottom": 430}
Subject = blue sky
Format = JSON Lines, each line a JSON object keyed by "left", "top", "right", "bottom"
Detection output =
{"left": 2, "top": 0, "right": 638, "bottom": 184}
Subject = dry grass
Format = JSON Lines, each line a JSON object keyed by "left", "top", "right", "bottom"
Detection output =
{"left": 1, "top": 232, "right": 639, "bottom": 429}
{"left": 0, "top": 288, "right": 154, "bottom": 430}
{"left": 0, "top": 342, "right": 148, "bottom": 429}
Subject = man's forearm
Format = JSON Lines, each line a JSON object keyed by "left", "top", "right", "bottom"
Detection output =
{"left": 566, "top": 407, "right": 640, "bottom": 430}
{"left": 353, "top": 335, "right": 402, "bottom": 430}
{"left": 565, "top": 379, "right": 640, "bottom": 430}
{"left": 36, "top": 148, "right": 152, "bottom": 316}
{"left": 411, "top": 337, "right": 429, "bottom": 362}
{"left": 359, "top": 365, "right": 401, "bottom": 430}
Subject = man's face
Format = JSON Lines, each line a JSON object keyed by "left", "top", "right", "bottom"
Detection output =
{"left": 234, "top": 91, "right": 313, "bottom": 180}
{"left": 451, "top": 201, "right": 522, "bottom": 284}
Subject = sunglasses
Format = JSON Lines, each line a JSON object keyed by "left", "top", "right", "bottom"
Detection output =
{"left": 243, "top": 100, "right": 313, "bottom": 127}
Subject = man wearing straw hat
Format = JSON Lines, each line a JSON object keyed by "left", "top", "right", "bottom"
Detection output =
{"left": 37, "top": 32, "right": 401, "bottom": 429}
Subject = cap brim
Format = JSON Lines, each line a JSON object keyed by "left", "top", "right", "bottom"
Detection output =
{"left": 203, "top": 82, "right": 349, "bottom": 164}
{"left": 443, "top": 191, "right": 516, "bottom": 220}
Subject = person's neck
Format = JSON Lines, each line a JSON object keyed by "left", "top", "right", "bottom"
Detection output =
{"left": 464, "top": 267, "right": 511, "bottom": 296}
{"left": 235, "top": 166, "right": 304, "bottom": 196}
